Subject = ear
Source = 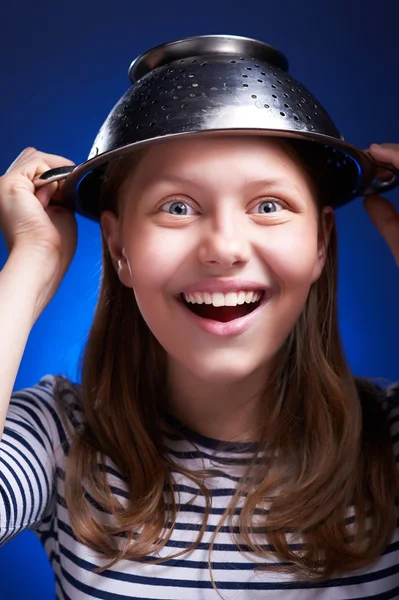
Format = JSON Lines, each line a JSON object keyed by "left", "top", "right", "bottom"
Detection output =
{"left": 100, "top": 210, "right": 133, "bottom": 288}
{"left": 311, "top": 207, "right": 335, "bottom": 283}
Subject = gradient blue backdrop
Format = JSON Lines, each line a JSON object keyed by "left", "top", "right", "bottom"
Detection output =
{"left": 0, "top": 0, "right": 398, "bottom": 597}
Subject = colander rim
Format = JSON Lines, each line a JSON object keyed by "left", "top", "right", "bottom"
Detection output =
{"left": 60, "top": 128, "right": 376, "bottom": 221}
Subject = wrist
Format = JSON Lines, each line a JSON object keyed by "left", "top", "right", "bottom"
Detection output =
{"left": 5, "top": 249, "right": 56, "bottom": 321}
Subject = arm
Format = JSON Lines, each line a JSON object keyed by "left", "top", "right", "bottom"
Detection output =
{"left": 0, "top": 147, "right": 78, "bottom": 542}
{"left": 0, "top": 376, "right": 61, "bottom": 545}
{"left": 0, "top": 249, "right": 53, "bottom": 441}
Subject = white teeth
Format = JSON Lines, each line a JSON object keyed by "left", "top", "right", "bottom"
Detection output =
{"left": 225, "top": 292, "right": 240, "bottom": 306}
{"left": 193, "top": 292, "right": 203, "bottom": 304}
{"left": 237, "top": 291, "right": 246, "bottom": 305}
{"left": 203, "top": 292, "right": 212, "bottom": 305}
{"left": 183, "top": 290, "right": 263, "bottom": 306}
{"left": 213, "top": 293, "right": 225, "bottom": 307}
{"left": 245, "top": 291, "right": 255, "bottom": 303}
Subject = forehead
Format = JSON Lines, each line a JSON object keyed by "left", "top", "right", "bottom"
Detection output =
{"left": 125, "top": 135, "right": 314, "bottom": 191}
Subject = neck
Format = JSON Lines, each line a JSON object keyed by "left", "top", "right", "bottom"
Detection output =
{"left": 166, "top": 360, "right": 269, "bottom": 442}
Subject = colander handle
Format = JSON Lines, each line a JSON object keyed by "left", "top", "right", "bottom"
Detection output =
{"left": 33, "top": 166, "right": 76, "bottom": 189}
{"left": 33, "top": 166, "right": 76, "bottom": 210}
{"left": 363, "top": 162, "right": 399, "bottom": 196}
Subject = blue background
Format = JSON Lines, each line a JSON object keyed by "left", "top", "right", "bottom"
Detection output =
{"left": 0, "top": 0, "right": 398, "bottom": 597}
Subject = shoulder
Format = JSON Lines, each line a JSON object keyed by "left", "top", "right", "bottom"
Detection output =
{"left": 355, "top": 378, "right": 399, "bottom": 458}
{"left": 382, "top": 382, "right": 399, "bottom": 445}
{"left": 8, "top": 374, "right": 85, "bottom": 453}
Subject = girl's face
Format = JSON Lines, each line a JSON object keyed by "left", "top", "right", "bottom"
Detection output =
{"left": 102, "top": 136, "right": 332, "bottom": 384}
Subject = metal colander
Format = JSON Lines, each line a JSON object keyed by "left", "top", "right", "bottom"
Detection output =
{"left": 35, "top": 34, "right": 399, "bottom": 222}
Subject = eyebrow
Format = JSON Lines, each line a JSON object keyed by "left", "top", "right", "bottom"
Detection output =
{"left": 238, "top": 177, "right": 302, "bottom": 193}
{"left": 147, "top": 175, "right": 302, "bottom": 193}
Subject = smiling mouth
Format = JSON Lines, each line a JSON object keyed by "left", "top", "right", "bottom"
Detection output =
{"left": 179, "top": 292, "right": 265, "bottom": 322}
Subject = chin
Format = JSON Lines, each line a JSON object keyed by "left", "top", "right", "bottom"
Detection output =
{"left": 177, "top": 350, "right": 270, "bottom": 384}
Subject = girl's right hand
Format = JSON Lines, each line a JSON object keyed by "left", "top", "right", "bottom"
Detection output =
{"left": 0, "top": 148, "right": 78, "bottom": 309}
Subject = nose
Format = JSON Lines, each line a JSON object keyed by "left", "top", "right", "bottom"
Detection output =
{"left": 198, "top": 212, "right": 251, "bottom": 269}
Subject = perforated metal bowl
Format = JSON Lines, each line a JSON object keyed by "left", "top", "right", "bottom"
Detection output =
{"left": 35, "top": 34, "right": 399, "bottom": 222}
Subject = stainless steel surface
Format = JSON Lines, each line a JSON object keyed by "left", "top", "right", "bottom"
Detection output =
{"left": 362, "top": 163, "right": 399, "bottom": 195}
{"left": 34, "top": 166, "right": 76, "bottom": 188}
{"left": 128, "top": 34, "right": 289, "bottom": 82}
{"left": 33, "top": 34, "right": 398, "bottom": 221}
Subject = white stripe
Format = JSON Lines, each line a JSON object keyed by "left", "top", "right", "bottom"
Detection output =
{"left": 0, "top": 374, "right": 398, "bottom": 599}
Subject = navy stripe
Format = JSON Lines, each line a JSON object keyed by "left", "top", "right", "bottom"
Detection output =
{"left": 351, "top": 586, "right": 399, "bottom": 600}
{"left": 8, "top": 400, "right": 52, "bottom": 448}
{"left": 2, "top": 435, "right": 48, "bottom": 522}
{"left": 0, "top": 447, "right": 29, "bottom": 527}
{"left": 1, "top": 375, "right": 399, "bottom": 599}
{"left": 0, "top": 471, "right": 16, "bottom": 541}
{"left": 60, "top": 563, "right": 180, "bottom": 599}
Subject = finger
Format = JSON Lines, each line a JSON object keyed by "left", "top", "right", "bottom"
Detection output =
{"left": 35, "top": 182, "right": 60, "bottom": 208}
{"left": 367, "top": 143, "right": 399, "bottom": 169}
{"left": 0, "top": 157, "right": 69, "bottom": 212}
{"left": 6, "top": 156, "right": 71, "bottom": 189}
{"left": 370, "top": 143, "right": 399, "bottom": 151}
{"left": 5, "top": 148, "right": 75, "bottom": 174}
{"left": 35, "top": 177, "right": 70, "bottom": 210}
{"left": 363, "top": 195, "right": 399, "bottom": 265}
{"left": 5, "top": 147, "right": 37, "bottom": 172}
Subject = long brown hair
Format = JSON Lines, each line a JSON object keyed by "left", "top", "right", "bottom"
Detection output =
{"left": 56, "top": 137, "right": 399, "bottom": 585}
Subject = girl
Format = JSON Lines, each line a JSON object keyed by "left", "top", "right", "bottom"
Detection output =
{"left": 1, "top": 35, "right": 399, "bottom": 599}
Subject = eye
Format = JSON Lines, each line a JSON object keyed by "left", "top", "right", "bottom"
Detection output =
{"left": 160, "top": 199, "right": 196, "bottom": 216}
{"left": 251, "top": 198, "right": 284, "bottom": 214}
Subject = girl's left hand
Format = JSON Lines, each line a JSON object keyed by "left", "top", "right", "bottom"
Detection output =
{"left": 363, "top": 143, "right": 399, "bottom": 266}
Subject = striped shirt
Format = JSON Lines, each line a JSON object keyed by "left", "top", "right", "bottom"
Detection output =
{"left": 1, "top": 374, "right": 399, "bottom": 599}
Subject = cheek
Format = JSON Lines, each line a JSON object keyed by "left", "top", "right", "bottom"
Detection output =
{"left": 124, "top": 228, "right": 184, "bottom": 314}
{"left": 259, "top": 222, "right": 320, "bottom": 290}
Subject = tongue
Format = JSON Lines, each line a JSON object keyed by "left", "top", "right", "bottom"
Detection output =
{"left": 187, "top": 302, "right": 254, "bottom": 322}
